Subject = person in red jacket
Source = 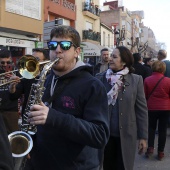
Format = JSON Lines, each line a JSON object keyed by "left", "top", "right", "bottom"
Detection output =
{"left": 144, "top": 60, "right": 170, "bottom": 161}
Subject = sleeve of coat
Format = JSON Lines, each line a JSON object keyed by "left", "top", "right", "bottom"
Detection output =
{"left": 0, "top": 115, "right": 14, "bottom": 170}
{"left": 9, "top": 80, "right": 24, "bottom": 100}
{"left": 135, "top": 76, "right": 148, "bottom": 140}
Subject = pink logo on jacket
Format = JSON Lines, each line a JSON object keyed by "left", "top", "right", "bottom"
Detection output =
{"left": 62, "top": 96, "right": 75, "bottom": 109}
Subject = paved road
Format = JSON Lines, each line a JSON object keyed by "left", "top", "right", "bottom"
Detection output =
{"left": 134, "top": 128, "right": 170, "bottom": 170}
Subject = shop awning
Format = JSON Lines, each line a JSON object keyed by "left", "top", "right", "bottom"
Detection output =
{"left": 81, "top": 42, "right": 103, "bottom": 56}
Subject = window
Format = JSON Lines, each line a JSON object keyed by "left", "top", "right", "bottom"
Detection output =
{"left": 103, "top": 31, "right": 105, "bottom": 46}
{"left": 108, "top": 34, "right": 110, "bottom": 47}
{"left": 86, "top": 21, "right": 93, "bottom": 30}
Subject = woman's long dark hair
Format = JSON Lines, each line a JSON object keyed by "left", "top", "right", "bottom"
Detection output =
{"left": 116, "top": 46, "right": 134, "bottom": 73}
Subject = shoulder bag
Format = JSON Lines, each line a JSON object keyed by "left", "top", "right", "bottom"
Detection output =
{"left": 146, "top": 76, "right": 164, "bottom": 100}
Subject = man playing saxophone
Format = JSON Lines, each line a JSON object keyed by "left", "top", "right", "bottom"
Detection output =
{"left": 24, "top": 26, "right": 110, "bottom": 170}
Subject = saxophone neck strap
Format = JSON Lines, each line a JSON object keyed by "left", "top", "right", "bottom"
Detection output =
{"left": 146, "top": 76, "right": 164, "bottom": 100}
{"left": 45, "top": 78, "right": 71, "bottom": 106}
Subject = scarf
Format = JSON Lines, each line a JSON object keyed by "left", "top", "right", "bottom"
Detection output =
{"left": 106, "top": 67, "right": 129, "bottom": 105}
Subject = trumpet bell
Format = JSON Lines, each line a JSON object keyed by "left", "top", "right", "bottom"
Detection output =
{"left": 18, "top": 55, "right": 40, "bottom": 79}
{"left": 8, "top": 131, "right": 33, "bottom": 158}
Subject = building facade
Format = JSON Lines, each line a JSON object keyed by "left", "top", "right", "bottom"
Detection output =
{"left": 75, "top": 0, "right": 102, "bottom": 65}
{"left": 100, "top": 2, "right": 131, "bottom": 48}
{"left": 43, "top": 0, "right": 76, "bottom": 48}
{"left": 0, "top": 0, "right": 44, "bottom": 63}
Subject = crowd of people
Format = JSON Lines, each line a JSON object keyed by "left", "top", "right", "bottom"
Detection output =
{"left": 0, "top": 25, "right": 170, "bottom": 170}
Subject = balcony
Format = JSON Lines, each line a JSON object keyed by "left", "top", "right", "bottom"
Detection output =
{"left": 82, "top": 2, "right": 100, "bottom": 20}
{"left": 82, "top": 30, "right": 101, "bottom": 43}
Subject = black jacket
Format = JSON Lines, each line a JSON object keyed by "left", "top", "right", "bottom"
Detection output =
{"left": 29, "top": 61, "right": 110, "bottom": 170}
{"left": 0, "top": 74, "right": 18, "bottom": 111}
{"left": 0, "top": 114, "right": 14, "bottom": 170}
{"left": 133, "top": 63, "right": 152, "bottom": 80}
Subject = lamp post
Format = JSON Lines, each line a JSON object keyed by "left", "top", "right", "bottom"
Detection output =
{"left": 114, "top": 25, "right": 125, "bottom": 47}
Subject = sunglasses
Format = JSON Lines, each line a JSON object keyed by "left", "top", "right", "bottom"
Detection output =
{"left": 0, "top": 61, "right": 11, "bottom": 65}
{"left": 47, "top": 41, "right": 77, "bottom": 51}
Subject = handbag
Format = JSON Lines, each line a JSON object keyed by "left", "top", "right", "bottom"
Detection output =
{"left": 146, "top": 76, "right": 164, "bottom": 100}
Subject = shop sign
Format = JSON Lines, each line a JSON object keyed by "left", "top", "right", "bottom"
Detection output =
{"left": 35, "top": 42, "right": 43, "bottom": 48}
{"left": 84, "top": 52, "right": 97, "bottom": 56}
{"left": 0, "top": 37, "right": 35, "bottom": 48}
{"left": 6, "top": 38, "right": 25, "bottom": 45}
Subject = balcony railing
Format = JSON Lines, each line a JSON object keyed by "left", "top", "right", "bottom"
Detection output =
{"left": 82, "top": 2, "right": 100, "bottom": 16}
{"left": 83, "top": 30, "right": 101, "bottom": 42}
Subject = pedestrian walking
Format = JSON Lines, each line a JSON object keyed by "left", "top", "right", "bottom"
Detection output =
{"left": 143, "top": 57, "right": 153, "bottom": 75}
{"left": 94, "top": 48, "right": 110, "bottom": 75}
{"left": 157, "top": 50, "right": 170, "bottom": 77}
{"left": 133, "top": 53, "right": 152, "bottom": 81}
{"left": 96, "top": 46, "right": 148, "bottom": 170}
{"left": 144, "top": 60, "right": 170, "bottom": 161}
{"left": 0, "top": 49, "right": 19, "bottom": 134}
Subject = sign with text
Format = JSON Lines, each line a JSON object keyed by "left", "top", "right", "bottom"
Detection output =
{"left": 0, "top": 37, "right": 35, "bottom": 48}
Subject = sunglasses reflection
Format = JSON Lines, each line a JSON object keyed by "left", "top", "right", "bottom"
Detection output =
{"left": 47, "top": 41, "right": 77, "bottom": 51}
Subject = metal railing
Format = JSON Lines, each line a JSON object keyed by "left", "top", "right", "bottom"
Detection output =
{"left": 82, "top": 2, "right": 100, "bottom": 16}
{"left": 82, "top": 30, "right": 101, "bottom": 42}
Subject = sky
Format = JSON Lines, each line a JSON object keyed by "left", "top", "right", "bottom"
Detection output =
{"left": 100, "top": 0, "right": 170, "bottom": 58}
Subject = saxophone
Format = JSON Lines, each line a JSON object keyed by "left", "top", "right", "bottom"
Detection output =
{"left": 8, "top": 57, "right": 60, "bottom": 170}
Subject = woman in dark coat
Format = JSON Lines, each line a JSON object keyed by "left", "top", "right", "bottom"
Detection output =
{"left": 96, "top": 46, "right": 148, "bottom": 170}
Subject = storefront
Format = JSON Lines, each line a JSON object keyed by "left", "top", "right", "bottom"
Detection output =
{"left": 81, "top": 41, "right": 113, "bottom": 66}
{"left": 81, "top": 41, "right": 103, "bottom": 66}
{"left": 0, "top": 36, "right": 37, "bottom": 64}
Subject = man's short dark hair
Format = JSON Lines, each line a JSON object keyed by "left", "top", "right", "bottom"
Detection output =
{"left": 0, "top": 49, "right": 11, "bottom": 58}
{"left": 101, "top": 48, "right": 109, "bottom": 54}
{"left": 143, "top": 57, "right": 151, "bottom": 65}
{"left": 32, "top": 48, "right": 49, "bottom": 60}
{"left": 133, "top": 53, "right": 141, "bottom": 63}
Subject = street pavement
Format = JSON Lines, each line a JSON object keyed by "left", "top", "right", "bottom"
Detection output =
{"left": 134, "top": 128, "right": 170, "bottom": 170}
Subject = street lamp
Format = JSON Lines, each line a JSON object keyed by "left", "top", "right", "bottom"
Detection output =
{"left": 114, "top": 25, "right": 125, "bottom": 47}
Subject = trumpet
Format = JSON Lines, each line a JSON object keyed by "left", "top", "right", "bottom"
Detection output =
{"left": 0, "top": 55, "right": 51, "bottom": 87}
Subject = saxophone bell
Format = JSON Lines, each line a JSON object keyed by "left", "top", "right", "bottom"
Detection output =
{"left": 7, "top": 57, "right": 60, "bottom": 169}
{"left": 8, "top": 131, "right": 33, "bottom": 170}
{"left": 8, "top": 131, "right": 33, "bottom": 158}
